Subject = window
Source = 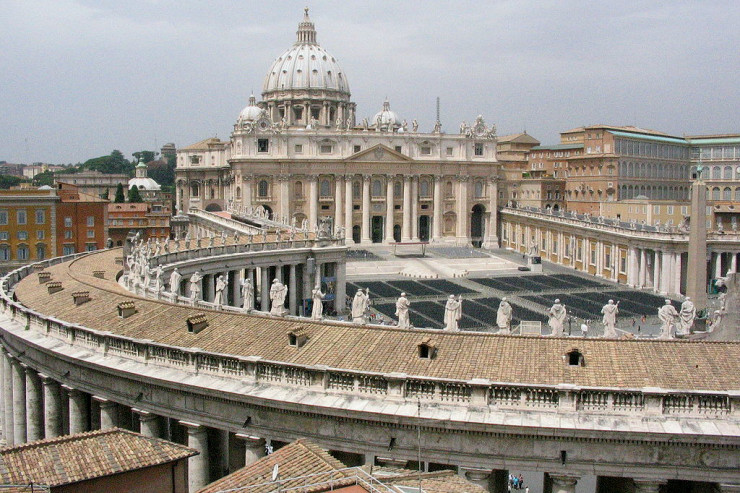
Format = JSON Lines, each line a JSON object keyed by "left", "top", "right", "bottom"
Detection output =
{"left": 320, "top": 179, "right": 331, "bottom": 198}
{"left": 372, "top": 180, "right": 382, "bottom": 198}
{"left": 0, "top": 246, "right": 8, "bottom": 260}
{"left": 64, "top": 217, "right": 72, "bottom": 227}
{"left": 257, "top": 139, "right": 269, "bottom": 153}
{"left": 667, "top": 206, "right": 674, "bottom": 215}
{"left": 0, "top": 210, "right": 7, "bottom": 225}
{"left": 420, "top": 146, "right": 431, "bottom": 155}
{"left": 567, "top": 349, "right": 585, "bottom": 366}
{"left": 87, "top": 230, "right": 95, "bottom": 238}
{"left": 590, "top": 249, "right": 596, "bottom": 266}
{"left": 474, "top": 181, "right": 484, "bottom": 198}
{"left": 320, "top": 144, "right": 333, "bottom": 154}
{"left": 35, "top": 210, "right": 45, "bottom": 224}
{"left": 294, "top": 144, "right": 303, "bottom": 153}
{"left": 86, "top": 216, "right": 94, "bottom": 227}
{"left": 446, "top": 147, "right": 453, "bottom": 156}
{"left": 294, "top": 181, "right": 303, "bottom": 199}
{"left": 353, "top": 145, "right": 361, "bottom": 153}
{"left": 191, "top": 183, "right": 199, "bottom": 197}
{"left": 17, "top": 210, "right": 27, "bottom": 225}
{"left": 64, "top": 231, "right": 73, "bottom": 239}
{"left": 36, "top": 245, "right": 45, "bottom": 260}
{"left": 0, "top": 232, "right": 7, "bottom": 241}
{"left": 395, "top": 146, "right": 402, "bottom": 153}
{"left": 17, "top": 245, "right": 29, "bottom": 260}
{"left": 352, "top": 181, "right": 361, "bottom": 200}
{"left": 258, "top": 180, "right": 269, "bottom": 198}
{"left": 63, "top": 245, "right": 74, "bottom": 255}
{"left": 17, "top": 231, "right": 28, "bottom": 241}
{"left": 420, "top": 179, "right": 430, "bottom": 198}
{"left": 474, "top": 143, "right": 484, "bottom": 156}
{"left": 86, "top": 244, "right": 96, "bottom": 252}
{"left": 236, "top": 186, "right": 242, "bottom": 200}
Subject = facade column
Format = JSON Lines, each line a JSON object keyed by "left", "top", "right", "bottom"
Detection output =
{"left": 243, "top": 175, "right": 253, "bottom": 210}
{"left": 279, "top": 175, "right": 290, "bottom": 220}
{"left": 261, "top": 267, "right": 270, "bottom": 313}
{"left": 731, "top": 253, "right": 738, "bottom": 274}
{"left": 288, "top": 264, "right": 297, "bottom": 316}
{"left": 41, "top": 374, "right": 61, "bottom": 439}
{"left": 627, "top": 247, "right": 637, "bottom": 287}
{"left": 344, "top": 175, "right": 354, "bottom": 244}
{"left": 25, "top": 367, "right": 43, "bottom": 442}
{"left": 456, "top": 176, "right": 469, "bottom": 244}
{"left": 181, "top": 421, "right": 209, "bottom": 492}
{"left": 236, "top": 434, "right": 266, "bottom": 466}
{"left": 66, "top": 386, "right": 88, "bottom": 435}
{"left": 334, "top": 176, "right": 343, "bottom": 231}
{"left": 595, "top": 241, "right": 603, "bottom": 276}
{"left": 2, "top": 351, "right": 14, "bottom": 446}
{"left": 308, "top": 176, "right": 318, "bottom": 231}
{"left": 402, "top": 176, "right": 412, "bottom": 241}
{"left": 335, "top": 261, "right": 346, "bottom": 315}
{"left": 411, "top": 176, "right": 419, "bottom": 241}
{"left": 652, "top": 251, "right": 661, "bottom": 293}
{"left": 134, "top": 409, "right": 160, "bottom": 438}
{"left": 714, "top": 252, "right": 723, "bottom": 278}
{"left": 385, "top": 175, "right": 394, "bottom": 243}
{"left": 361, "top": 175, "right": 371, "bottom": 244}
{"left": 95, "top": 397, "right": 117, "bottom": 430}
{"left": 660, "top": 250, "right": 671, "bottom": 294}
{"left": 486, "top": 177, "right": 499, "bottom": 248}
{"left": 548, "top": 474, "right": 579, "bottom": 493}
{"left": 674, "top": 252, "right": 683, "bottom": 295}
{"left": 231, "top": 270, "right": 242, "bottom": 309}
{"left": 638, "top": 249, "right": 647, "bottom": 288}
{"left": 432, "top": 176, "right": 442, "bottom": 241}
{"left": 632, "top": 479, "right": 667, "bottom": 493}
{"left": 461, "top": 468, "right": 491, "bottom": 491}
{"left": 11, "top": 358, "right": 26, "bottom": 444}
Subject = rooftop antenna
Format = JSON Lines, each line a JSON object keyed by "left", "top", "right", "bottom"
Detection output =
{"left": 436, "top": 97, "right": 440, "bottom": 123}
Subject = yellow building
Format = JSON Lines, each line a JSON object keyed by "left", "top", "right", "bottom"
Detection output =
{"left": 0, "top": 188, "right": 57, "bottom": 271}
{"left": 600, "top": 198, "right": 689, "bottom": 227}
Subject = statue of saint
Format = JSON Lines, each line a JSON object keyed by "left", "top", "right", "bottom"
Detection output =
{"left": 189, "top": 271, "right": 203, "bottom": 301}
{"left": 548, "top": 299, "right": 567, "bottom": 336}
{"left": 601, "top": 299, "right": 619, "bottom": 338}
{"left": 311, "top": 285, "right": 325, "bottom": 320}
{"left": 169, "top": 268, "right": 182, "bottom": 295}
{"left": 496, "top": 297, "right": 512, "bottom": 333}
{"left": 214, "top": 274, "right": 227, "bottom": 307}
{"left": 241, "top": 278, "right": 254, "bottom": 312}
{"left": 395, "top": 293, "right": 411, "bottom": 329}
{"left": 677, "top": 297, "right": 696, "bottom": 336}
{"left": 658, "top": 300, "right": 679, "bottom": 339}
{"left": 269, "top": 279, "right": 288, "bottom": 316}
{"left": 412, "top": 119, "right": 418, "bottom": 132}
{"left": 351, "top": 289, "right": 370, "bottom": 323}
{"left": 444, "top": 295, "right": 462, "bottom": 331}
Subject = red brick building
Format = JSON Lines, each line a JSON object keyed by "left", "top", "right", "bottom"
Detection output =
{"left": 107, "top": 201, "right": 171, "bottom": 246}
{"left": 55, "top": 183, "right": 109, "bottom": 255}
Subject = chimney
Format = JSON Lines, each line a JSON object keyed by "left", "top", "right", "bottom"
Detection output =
{"left": 93, "top": 270, "right": 105, "bottom": 279}
{"left": 71, "top": 291, "right": 90, "bottom": 305}
{"left": 117, "top": 301, "right": 136, "bottom": 319}
{"left": 38, "top": 272, "right": 52, "bottom": 284}
{"left": 187, "top": 314, "right": 208, "bottom": 334}
{"left": 287, "top": 327, "right": 308, "bottom": 348}
{"left": 47, "top": 281, "right": 63, "bottom": 294}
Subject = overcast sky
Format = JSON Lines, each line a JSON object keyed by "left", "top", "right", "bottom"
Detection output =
{"left": 2, "top": 0, "right": 738, "bottom": 164}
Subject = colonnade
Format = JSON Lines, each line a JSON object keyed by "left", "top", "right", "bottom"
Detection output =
{"left": 711, "top": 251, "right": 740, "bottom": 279}
{"left": 626, "top": 247, "right": 684, "bottom": 295}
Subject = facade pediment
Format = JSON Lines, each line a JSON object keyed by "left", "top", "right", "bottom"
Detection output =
{"left": 347, "top": 144, "right": 413, "bottom": 163}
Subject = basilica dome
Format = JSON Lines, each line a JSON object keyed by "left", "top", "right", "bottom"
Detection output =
{"left": 262, "top": 9, "right": 350, "bottom": 98}
{"left": 372, "top": 100, "right": 403, "bottom": 130}
{"left": 238, "top": 94, "right": 265, "bottom": 122}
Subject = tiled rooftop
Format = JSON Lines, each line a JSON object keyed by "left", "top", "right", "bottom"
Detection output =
{"left": 0, "top": 428, "right": 196, "bottom": 487}
{"left": 12, "top": 248, "right": 740, "bottom": 391}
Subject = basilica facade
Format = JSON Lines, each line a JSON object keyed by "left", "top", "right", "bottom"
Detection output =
{"left": 175, "top": 10, "right": 500, "bottom": 247}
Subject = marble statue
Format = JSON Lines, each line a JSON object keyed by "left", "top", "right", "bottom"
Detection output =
{"left": 221, "top": 230, "right": 227, "bottom": 245}
{"left": 169, "top": 268, "right": 182, "bottom": 295}
{"left": 658, "top": 300, "right": 679, "bottom": 339}
{"left": 496, "top": 297, "right": 512, "bottom": 333}
{"left": 412, "top": 119, "right": 418, "bottom": 132}
{"left": 311, "top": 285, "right": 325, "bottom": 320}
{"left": 241, "top": 278, "right": 254, "bottom": 312}
{"left": 208, "top": 233, "right": 215, "bottom": 248}
{"left": 395, "top": 293, "right": 411, "bottom": 329}
{"left": 444, "top": 295, "right": 462, "bottom": 331}
{"left": 528, "top": 239, "right": 538, "bottom": 257}
{"left": 677, "top": 297, "right": 696, "bottom": 336}
{"left": 153, "top": 266, "right": 163, "bottom": 292}
{"left": 401, "top": 119, "right": 408, "bottom": 132}
{"left": 601, "top": 299, "right": 619, "bottom": 338}
{"left": 548, "top": 299, "right": 567, "bottom": 336}
{"left": 189, "top": 271, "right": 203, "bottom": 302}
{"left": 351, "top": 289, "right": 370, "bottom": 324}
{"left": 269, "top": 279, "right": 288, "bottom": 316}
{"left": 214, "top": 274, "right": 227, "bottom": 307}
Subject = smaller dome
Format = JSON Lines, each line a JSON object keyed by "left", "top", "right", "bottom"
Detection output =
{"left": 238, "top": 95, "right": 265, "bottom": 122}
{"left": 372, "top": 100, "right": 402, "bottom": 130}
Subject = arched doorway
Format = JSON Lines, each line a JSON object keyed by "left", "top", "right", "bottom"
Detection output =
{"left": 419, "top": 215, "right": 430, "bottom": 241}
{"left": 470, "top": 204, "right": 485, "bottom": 248}
{"left": 393, "top": 224, "right": 401, "bottom": 242}
{"left": 371, "top": 216, "right": 384, "bottom": 243}
{"left": 352, "top": 225, "right": 361, "bottom": 244}
{"left": 205, "top": 203, "right": 223, "bottom": 212}
{"left": 260, "top": 205, "right": 273, "bottom": 220}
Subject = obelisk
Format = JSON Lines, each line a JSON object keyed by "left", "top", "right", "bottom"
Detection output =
{"left": 686, "top": 167, "right": 708, "bottom": 321}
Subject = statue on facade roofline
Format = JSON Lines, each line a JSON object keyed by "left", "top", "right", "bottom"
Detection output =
{"left": 412, "top": 119, "right": 418, "bottom": 132}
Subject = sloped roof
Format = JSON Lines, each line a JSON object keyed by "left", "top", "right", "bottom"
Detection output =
{"left": 181, "top": 137, "right": 229, "bottom": 151}
{"left": 497, "top": 133, "right": 540, "bottom": 145}
{"left": 0, "top": 428, "right": 196, "bottom": 487}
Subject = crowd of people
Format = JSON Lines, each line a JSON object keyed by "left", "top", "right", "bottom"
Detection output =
{"left": 508, "top": 474, "right": 527, "bottom": 491}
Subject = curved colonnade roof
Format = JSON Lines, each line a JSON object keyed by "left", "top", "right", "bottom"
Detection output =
{"left": 12, "top": 248, "right": 740, "bottom": 392}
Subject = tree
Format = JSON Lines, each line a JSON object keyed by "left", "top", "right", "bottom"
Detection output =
{"left": 128, "top": 185, "right": 143, "bottom": 203}
{"left": 101, "top": 188, "right": 110, "bottom": 200}
{"left": 80, "top": 150, "right": 133, "bottom": 176}
{"left": 114, "top": 183, "right": 126, "bottom": 203}
{"left": 132, "top": 150, "right": 157, "bottom": 164}
{"left": 31, "top": 171, "right": 54, "bottom": 187}
{"left": 148, "top": 153, "right": 176, "bottom": 187}
{"left": 0, "top": 174, "right": 26, "bottom": 190}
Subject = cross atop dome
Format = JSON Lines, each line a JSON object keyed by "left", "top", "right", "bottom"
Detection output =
{"left": 296, "top": 7, "right": 317, "bottom": 45}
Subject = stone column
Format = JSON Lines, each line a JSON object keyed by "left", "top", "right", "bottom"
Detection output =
{"left": 548, "top": 474, "right": 579, "bottom": 493}
{"left": 660, "top": 250, "right": 671, "bottom": 294}
{"left": 344, "top": 175, "right": 354, "bottom": 244}
{"left": 288, "top": 264, "right": 297, "bottom": 316}
{"left": 25, "top": 367, "right": 43, "bottom": 442}
{"left": 40, "top": 375, "right": 61, "bottom": 439}
{"left": 236, "top": 434, "right": 266, "bottom": 466}
{"left": 402, "top": 176, "right": 412, "bottom": 241}
{"left": 2, "top": 351, "right": 14, "bottom": 446}
{"left": 432, "top": 176, "right": 442, "bottom": 241}
{"left": 334, "top": 176, "right": 344, "bottom": 231}
{"left": 205, "top": 274, "right": 215, "bottom": 303}
{"left": 385, "top": 175, "right": 394, "bottom": 243}
{"left": 335, "top": 261, "right": 347, "bottom": 316}
{"left": 181, "top": 421, "right": 209, "bottom": 492}
{"left": 714, "top": 252, "right": 723, "bottom": 279}
{"left": 66, "top": 387, "right": 88, "bottom": 435}
{"left": 652, "top": 251, "right": 661, "bottom": 293}
{"left": 11, "top": 359, "right": 26, "bottom": 444}
{"left": 411, "top": 176, "right": 419, "bottom": 241}
{"left": 627, "top": 247, "right": 637, "bottom": 287}
{"left": 673, "top": 252, "right": 683, "bottom": 295}
{"left": 231, "top": 270, "right": 242, "bottom": 308}
{"left": 261, "top": 267, "right": 270, "bottom": 313}
{"left": 638, "top": 249, "right": 647, "bottom": 288}
{"left": 461, "top": 468, "right": 491, "bottom": 491}
{"left": 308, "top": 176, "right": 318, "bottom": 231}
{"left": 279, "top": 175, "right": 290, "bottom": 220}
{"left": 632, "top": 479, "right": 667, "bottom": 492}
{"left": 361, "top": 175, "right": 373, "bottom": 244}
{"left": 243, "top": 175, "right": 253, "bottom": 210}
{"left": 95, "top": 397, "right": 117, "bottom": 430}
{"left": 731, "top": 253, "right": 738, "bottom": 274}
{"left": 456, "top": 176, "right": 469, "bottom": 244}
{"left": 134, "top": 409, "right": 160, "bottom": 438}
